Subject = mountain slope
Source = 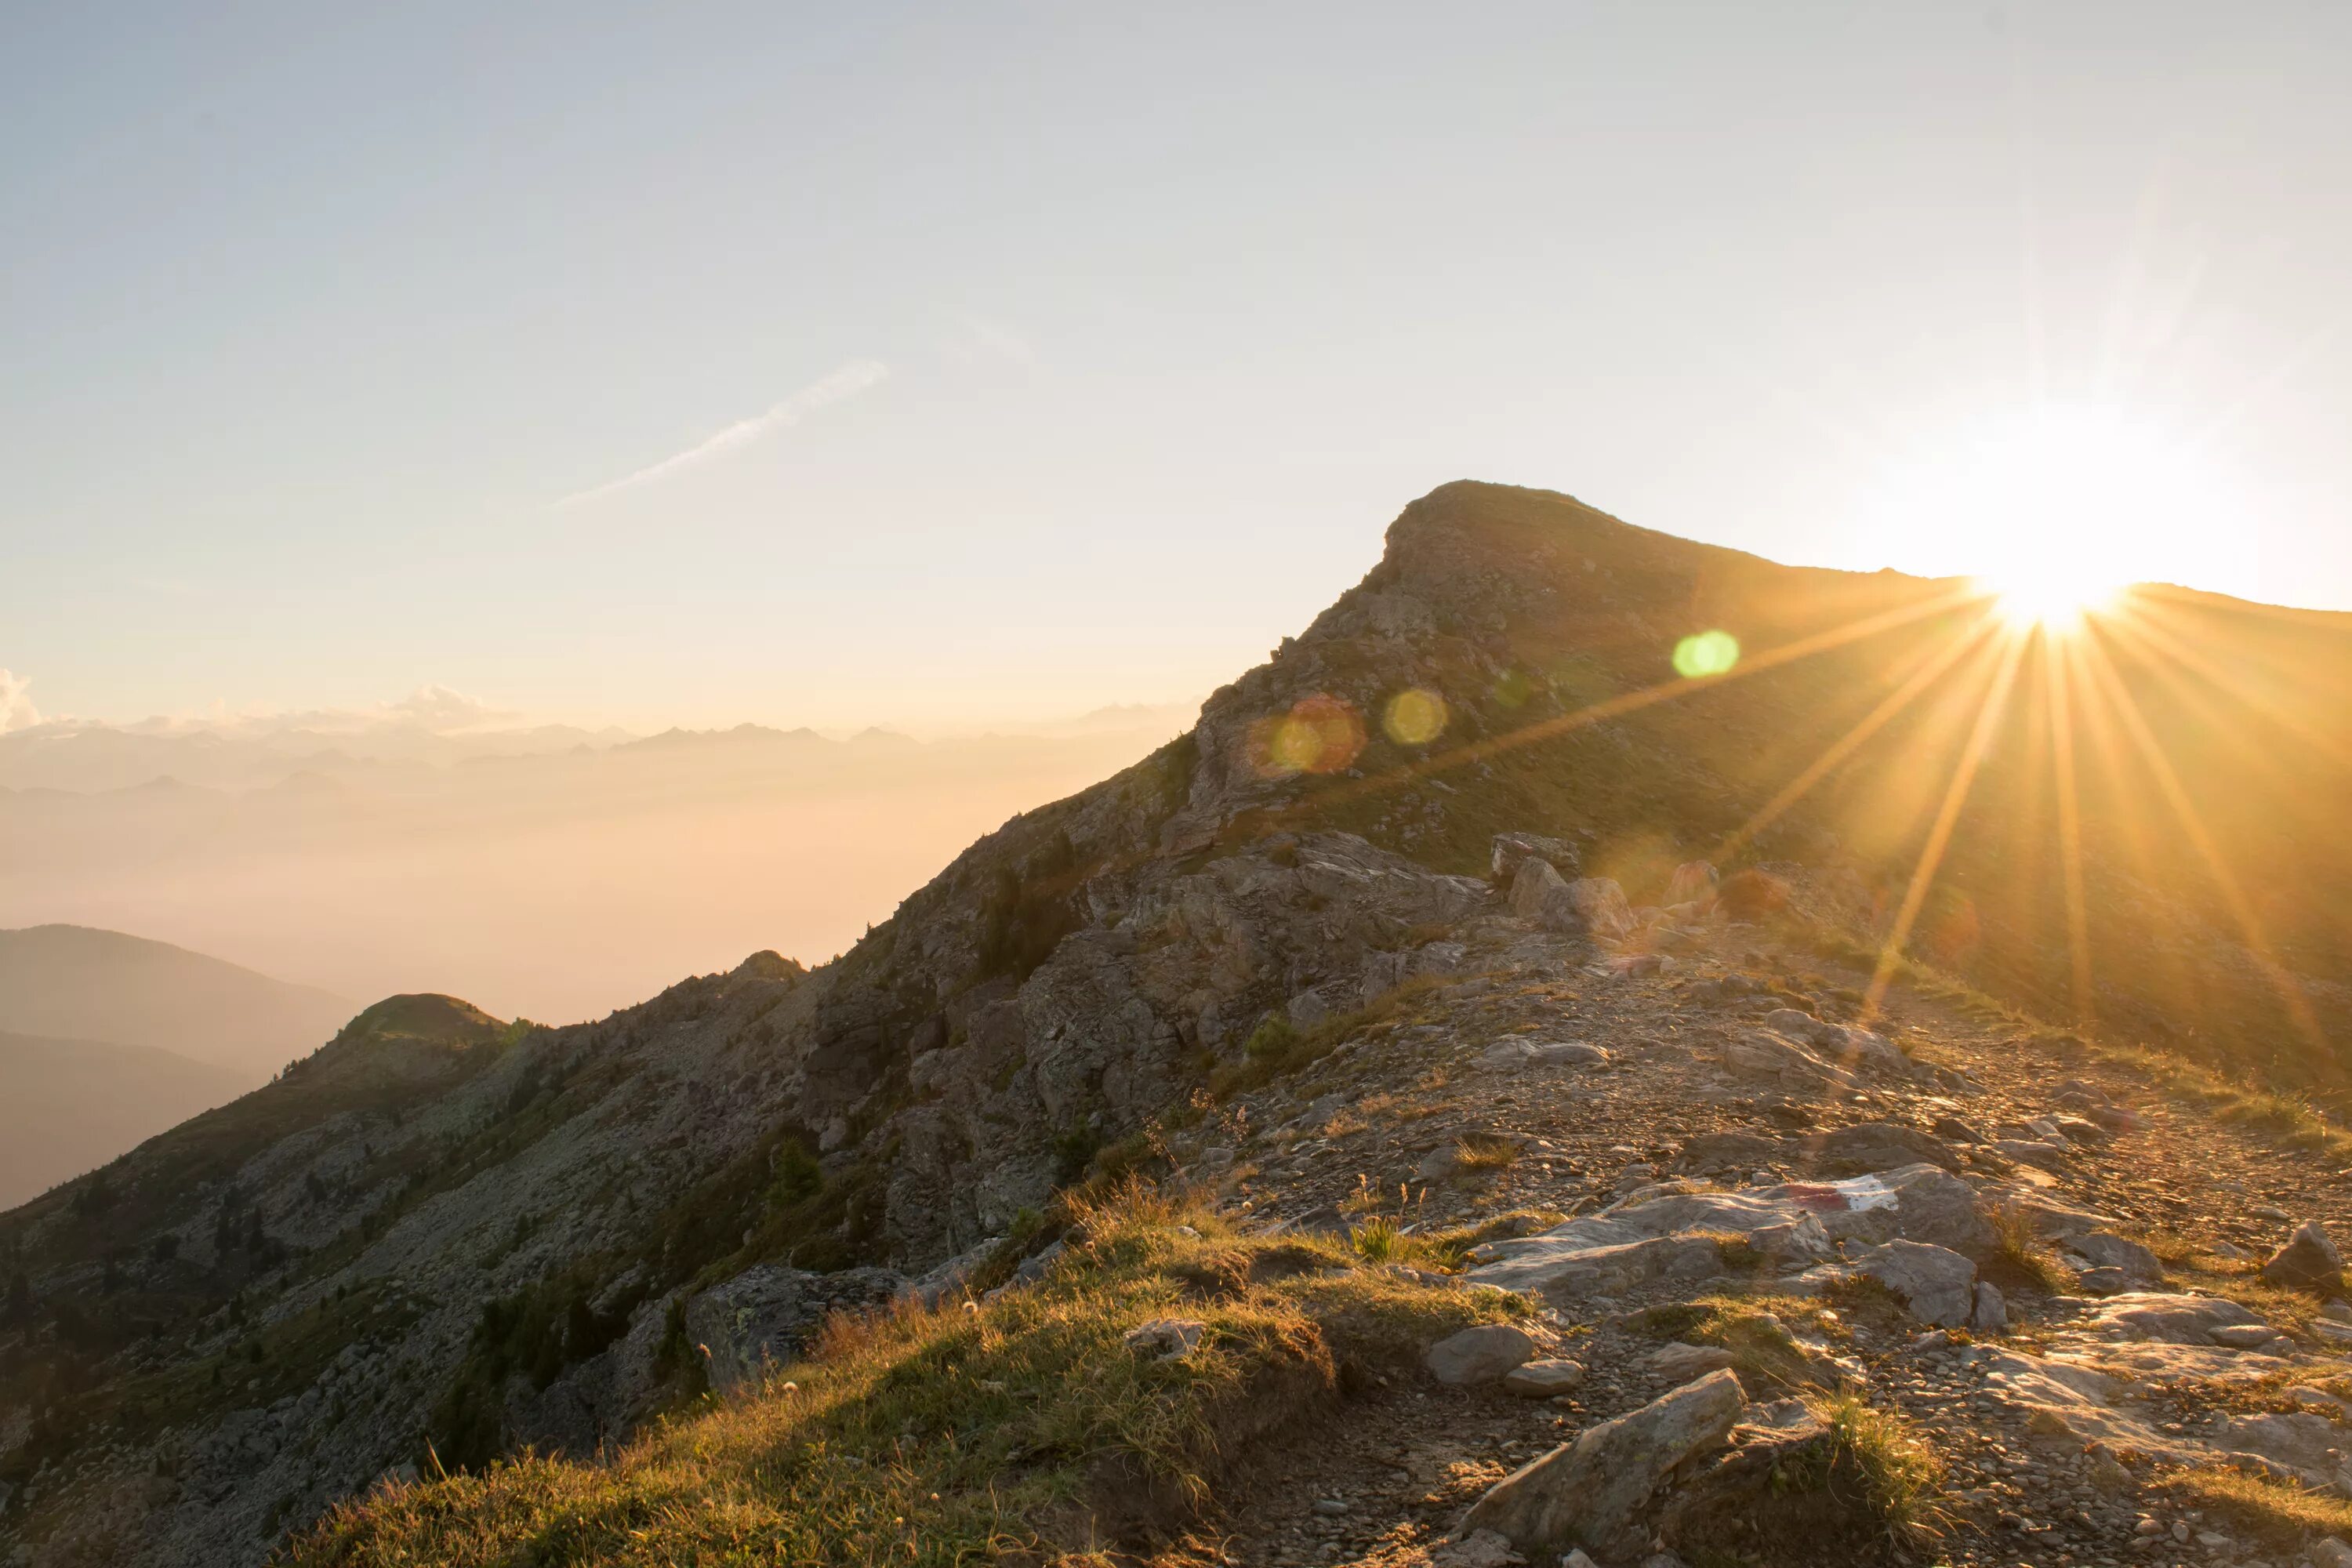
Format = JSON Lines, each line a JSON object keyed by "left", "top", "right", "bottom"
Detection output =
{"left": 0, "top": 1033, "right": 248, "bottom": 1211}
{"left": 0, "top": 927, "right": 356, "bottom": 1081}
{"left": 7, "top": 481, "right": 2352, "bottom": 1567}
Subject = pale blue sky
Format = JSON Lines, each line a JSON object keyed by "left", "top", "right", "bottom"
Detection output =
{"left": 6, "top": 2, "right": 2347, "bottom": 731}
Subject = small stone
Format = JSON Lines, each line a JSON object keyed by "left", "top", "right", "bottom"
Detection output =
{"left": 1501, "top": 1359, "right": 1588, "bottom": 1398}
{"left": 2311, "top": 1538, "right": 2352, "bottom": 1568}
{"left": 1431, "top": 1530, "right": 1525, "bottom": 1568}
{"left": 1123, "top": 1318, "right": 1207, "bottom": 1361}
{"left": 1971, "top": 1280, "right": 2007, "bottom": 1333}
{"left": 2209, "top": 1323, "right": 2284, "bottom": 1349}
{"left": 1646, "top": 1342, "right": 1737, "bottom": 1380}
{"left": 1312, "top": 1498, "right": 1350, "bottom": 1516}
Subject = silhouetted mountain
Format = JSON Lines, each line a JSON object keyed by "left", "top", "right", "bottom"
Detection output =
{"left": 0, "top": 926, "right": 354, "bottom": 1081}
{"left": 0, "top": 1032, "right": 246, "bottom": 1210}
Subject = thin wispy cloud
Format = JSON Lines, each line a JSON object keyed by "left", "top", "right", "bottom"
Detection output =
{"left": 949, "top": 315, "right": 1037, "bottom": 366}
{"left": 556, "top": 358, "right": 888, "bottom": 508}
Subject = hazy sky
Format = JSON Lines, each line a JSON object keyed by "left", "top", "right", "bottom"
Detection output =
{"left": 7, "top": 2, "right": 2347, "bottom": 733}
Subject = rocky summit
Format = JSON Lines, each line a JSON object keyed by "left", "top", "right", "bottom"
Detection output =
{"left": 8, "top": 481, "right": 2352, "bottom": 1568}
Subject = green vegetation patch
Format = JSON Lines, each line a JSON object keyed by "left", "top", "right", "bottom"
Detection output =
{"left": 285, "top": 1185, "right": 1521, "bottom": 1567}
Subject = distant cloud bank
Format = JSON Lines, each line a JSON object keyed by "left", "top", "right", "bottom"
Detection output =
{"left": 556, "top": 358, "right": 889, "bottom": 508}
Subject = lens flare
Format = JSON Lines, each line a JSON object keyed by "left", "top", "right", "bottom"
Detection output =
{"left": 1248, "top": 694, "right": 1367, "bottom": 778}
{"left": 1381, "top": 688, "right": 1450, "bottom": 746}
{"left": 1672, "top": 630, "right": 1741, "bottom": 679}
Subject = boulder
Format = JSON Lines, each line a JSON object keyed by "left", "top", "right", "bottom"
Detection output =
{"left": 2261, "top": 1221, "right": 2346, "bottom": 1292}
{"left": 1716, "top": 869, "right": 1789, "bottom": 921}
{"left": 685, "top": 1264, "right": 906, "bottom": 1393}
{"left": 2078, "top": 1292, "right": 2269, "bottom": 1346}
{"left": 1848, "top": 1240, "right": 1977, "bottom": 1327}
{"left": 1990, "top": 1138, "right": 2071, "bottom": 1172}
{"left": 1930, "top": 1114, "right": 1987, "bottom": 1145}
{"left": 1666, "top": 861, "right": 1720, "bottom": 909}
{"left": 1491, "top": 832, "right": 1584, "bottom": 884}
{"left": 1652, "top": 1401, "right": 1842, "bottom": 1557}
{"left": 1508, "top": 858, "right": 1573, "bottom": 925}
{"left": 2066, "top": 1231, "right": 2163, "bottom": 1284}
{"left": 1762, "top": 1011, "right": 1914, "bottom": 1077}
{"left": 1467, "top": 1162, "right": 1992, "bottom": 1300}
{"left": 1647, "top": 1342, "right": 1737, "bottom": 1380}
{"left": 1478, "top": 1036, "right": 1606, "bottom": 1070}
{"left": 1502, "top": 1359, "right": 1588, "bottom": 1398}
{"left": 1799, "top": 1122, "right": 1963, "bottom": 1175}
{"left": 1972, "top": 1281, "right": 2008, "bottom": 1333}
{"left": 1457, "top": 1370, "right": 1748, "bottom": 1559}
{"left": 1566, "top": 877, "right": 1636, "bottom": 941}
{"left": 1722, "top": 1030, "right": 1851, "bottom": 1091}
{"left": 1434, "top": 1530, "right": 1526, "bottom": 1568}
{"left": 1426, "top": 1323, "right": 1541, "bottom": 1385}
{"left": 2210, "top": 1411, "right": 2352, "bottom": 1491}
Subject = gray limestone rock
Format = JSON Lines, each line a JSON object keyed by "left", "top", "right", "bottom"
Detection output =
{"left": 1457, "top": 1369, "right": 1748, "bottom": 1559}
{"left": 2261, "top": 1221, "right": 2346, "bottom": 1291}
{"left": 1501, "top": 1359, "right": 1588, "bottom": 1398}
{"left": 1426, "top": 1323, "right": 1541, "bottom": 1386}
{"left": 2066, "top": 1230, "right": 2163, "bottom": 1283}
{"left": 1848, "top": 1240, "right": 1978, "bottom": 1328}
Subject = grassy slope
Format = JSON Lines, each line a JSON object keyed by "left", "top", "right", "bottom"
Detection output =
{"left": 284, "top": 1187, "right": 1523, "bottom": 1566}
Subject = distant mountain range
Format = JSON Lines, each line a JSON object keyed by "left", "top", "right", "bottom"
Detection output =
{"left": 0, "top": 711, "right": 1194, "bottom": 1024}
{"left": 0, "top": 927, "right": 357, "bottom": 1206}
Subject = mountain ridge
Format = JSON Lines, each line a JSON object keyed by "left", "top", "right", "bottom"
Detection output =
{"left": 8, "top": 481, "right": 2352, "bottom": 1566}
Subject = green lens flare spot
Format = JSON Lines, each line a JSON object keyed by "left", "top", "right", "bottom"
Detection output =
{"left": 1672, "top": 629, "right": 1741, "bottom": 679}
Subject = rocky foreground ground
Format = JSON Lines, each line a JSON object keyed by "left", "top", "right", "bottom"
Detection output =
{"left": 1087, "top": 847, "right": 2352, "bottom": 1568}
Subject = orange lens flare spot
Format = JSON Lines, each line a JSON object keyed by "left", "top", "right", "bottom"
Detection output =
{"left": 1381, "top": 688, "right": 1450, "bottom": 746}
{"left": 1249, "top": 694, "right": 1367, "bottom": 779}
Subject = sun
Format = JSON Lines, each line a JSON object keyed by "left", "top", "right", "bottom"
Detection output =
{"left": 1864, "top": 401, "right": 2243, "bottom": 633}
{"left": 1987, "top": 564, "right": 2124, "bottom": 631}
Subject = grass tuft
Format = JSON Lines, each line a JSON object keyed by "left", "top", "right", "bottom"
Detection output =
{"left": 1809, "top": 1391, "right": 1947, "bottom": 1542}
{"left": 1451, "top": 1133, "right": 1520, "bottom": 1171}
{"left": 1980, "top": 1201, "right": 2074, "bottom": 1294}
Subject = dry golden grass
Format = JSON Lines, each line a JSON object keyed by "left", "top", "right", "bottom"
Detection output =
{"left": 281, "top": 1183, "right": 1521, "bottom": 1567}
{"left": 1980, "top": 1200, "right": 2075, "bottom": 1294}
{"left": 2153, "top": 1464, "right": 2352, "bottom": 1549}
{"left": 1451, "top": 1132, "right": 1520, "bottom": 1171}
